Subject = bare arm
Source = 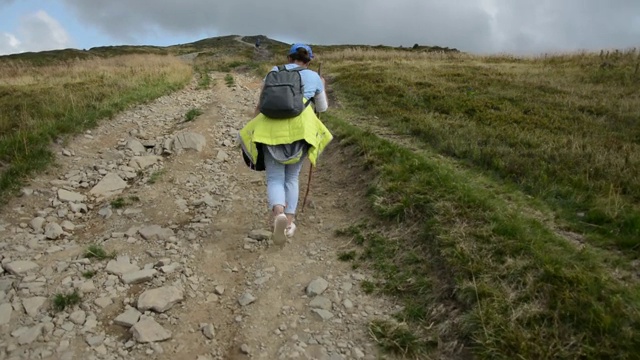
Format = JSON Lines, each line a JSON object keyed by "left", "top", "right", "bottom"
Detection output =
{"left": 314, "top": 77, "right": 328, "bottom": 112}
{"left": 314, "top": 90, "right": 328, "bottom": 113}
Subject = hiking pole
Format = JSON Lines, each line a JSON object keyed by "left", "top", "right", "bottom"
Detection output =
{"left": 301, "top": 62, "right": 323, "bottom": 213}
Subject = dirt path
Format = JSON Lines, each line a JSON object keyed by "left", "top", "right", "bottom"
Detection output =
{"left": 234, "top": 36, "right": 271, "bottom": 62}
{"left": 0, "top": 72, "right": 399, "bottom": 360}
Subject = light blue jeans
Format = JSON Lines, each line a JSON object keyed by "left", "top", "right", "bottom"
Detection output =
{"left": 264, "top": 147, "right": 305, "bottom": 214}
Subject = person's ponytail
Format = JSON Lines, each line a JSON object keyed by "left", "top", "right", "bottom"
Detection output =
{"left": 289, "top": 48, "right": 311, "bottom": 63}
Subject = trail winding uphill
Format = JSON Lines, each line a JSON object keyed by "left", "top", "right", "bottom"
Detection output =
{"left": 0, "top": 72, "right": 400, "bottom": 360}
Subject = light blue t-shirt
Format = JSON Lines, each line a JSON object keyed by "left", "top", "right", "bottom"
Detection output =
{"left": 269, "top": 64, "right": 324, "bottom": 100}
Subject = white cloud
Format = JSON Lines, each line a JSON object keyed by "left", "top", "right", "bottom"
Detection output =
{"left": 0, "top": 32, "right": 21, "bottom": 55}
{"left": 0, "top": 10, "right": 73, "bottom": 55}
{"left": 59, "top": 0, "right": 640, "bottom": 54}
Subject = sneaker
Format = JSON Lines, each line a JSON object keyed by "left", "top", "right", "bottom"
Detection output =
{"left": 286, "top": 222, "right": 296, "bottom": 238}
{"left": 272, "top": 214, "right": 288, "bottom": 245}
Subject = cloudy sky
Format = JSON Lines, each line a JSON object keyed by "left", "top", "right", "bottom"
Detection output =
{"left": 1, "top": 0, "right": 639, "bottom": 56}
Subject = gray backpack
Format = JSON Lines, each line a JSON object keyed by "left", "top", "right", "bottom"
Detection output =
{"left": 259, "top": 65, "right": 313, "bottom": 119}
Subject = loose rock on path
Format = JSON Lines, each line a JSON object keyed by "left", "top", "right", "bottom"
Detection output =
{"left": 0, "top": 71, "right": 401, "bottom": 359}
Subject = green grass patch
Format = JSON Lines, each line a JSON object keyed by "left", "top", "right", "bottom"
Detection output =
{"left": 337, "top": 250, "right": 357, "bottom": 261}
{"left": 224, "top": 73, "right": 235, "bottom": 87}
{"left": 184, "top": 108, "right": 203, "bottom": 122}
{"left": 110, "top": 197, "right": 126, "bottom": 209}
{"left": 82, "top": 270, "right": 97, "bottom": 279}
{"left": 360, "top": 280, "right": 376, "bottom": 294}
{"left": 110, "top": 195, "right": 140, "bottom": 209}
{"left": 369, "top": 319, "right": 435, "bottom": 358}
{"left": 326, "top": 114, "right": 640, "bottom": 359}
{"left": 52, "top": 291, "right": 82, "bottom": 312}
{"left": 147, "top": 169, "right": 165, "bottom": 184}
{"left": 85, "top": 244, "right": 116, "bottom": 260}
{"left": 335, "top": 225, "right": 366, "bottom": 245}
{"left": 196, "top": 68, "right": 211, "bottom": 89}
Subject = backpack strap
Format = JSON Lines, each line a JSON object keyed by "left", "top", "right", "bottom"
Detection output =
{"left": 303, "top": 96, "right": 315, "bottom": 108}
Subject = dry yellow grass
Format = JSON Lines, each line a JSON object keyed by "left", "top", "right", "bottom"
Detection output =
{"left": 0, "top": 54, "right": 192, "bottom": 134}
{"left": 0, "top": 54, "right": 190, "bottom": 86}
{"left": 319, "top": 47, "right": 466, "bottom": 63}
{"left": 321, "top": 46, "right": 640, "bottom": 63}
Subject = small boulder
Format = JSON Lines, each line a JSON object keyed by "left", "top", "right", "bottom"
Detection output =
{"left": 138, "top": 225, "right": 174, "bottom": 241}
{"left": 3, "top": 260, "right": 39, "bottom": 275}
{"left": 17, "top": 324, "right": 43, "bottom": 345}
{"left": 29, "top": 217, "right": 46, "bottom": 233}
{"left": 89, "top": 173, "right": 127, "bottom": 198}
{"left": 306, "top": 277, "right": 329, "bottom": 297}
{"left": 172, "top": 132, "right": 206, "bottom": 152}
{"left": 22, "top": 297, "right": 47, "bottom": 317}
{"left": 121, "top": 269, "right": 157, "bottom": 285}
{"left": 114, "top": 308, "right": 141, "bottom": 328}
{"left": 137, "top": 286, "right": 184, "bottom": 313}
{"left": 130, "top": 317, "right": 171, "bottom": 343}
{"left": 125, "top": 139, "right": 146, "bottom": 154}
{"left": 311, "top": 309, "right": 334, "bottom": 321}
{"left": 57, "top": 189, "right": 85, "bottom": 203}
{"left": 309, "top": 296, "right": 332, "bottom": 310}
{"left": 238, "top": 292, "right": 256, "bottom": 307}
{"left": 69, "top": 310, "right": 86, "bottom": 325}
{"left": 105, "top": 257, "right": 139, "bottom": 276}
{"left": 0, "top": 303, "right": 13, "bottom": 325}
{"left": 201, "top": 323, "right": 215, "bottom": 339}
{"left": 44, "top": 222, "right": 64, "bottom": 240}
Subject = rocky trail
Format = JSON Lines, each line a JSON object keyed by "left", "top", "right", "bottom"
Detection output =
{"left": 0, "top": 72, "right": 401, "bottom": 360}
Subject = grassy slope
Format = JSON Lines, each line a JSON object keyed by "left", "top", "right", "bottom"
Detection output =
{"left": 0, "top": 54, "right": 192, "bottom": 200}
{"left": 323, "top": 48, "right": 640, "bottom": 252}
{"left": 321, "top": 48, "right": 640, "bottom": 359}
{"left": 328, "top": 114, "right": 640, "bottom": 359}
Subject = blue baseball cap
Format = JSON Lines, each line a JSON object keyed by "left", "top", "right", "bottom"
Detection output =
{"left": 289, "top": 43, "right": 314, "bottom": 59}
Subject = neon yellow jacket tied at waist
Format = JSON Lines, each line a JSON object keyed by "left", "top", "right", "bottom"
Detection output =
{"left": 238, "top": 102, "right": 333, "bottom": 166}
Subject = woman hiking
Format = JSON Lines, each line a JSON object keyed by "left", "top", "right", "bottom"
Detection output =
{"left": 238, "top": 43, "right": 332, "bottom": 245}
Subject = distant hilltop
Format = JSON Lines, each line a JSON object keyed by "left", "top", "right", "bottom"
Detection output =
{"left": 0, "top": 34, "right": 460, "bottom": 64}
